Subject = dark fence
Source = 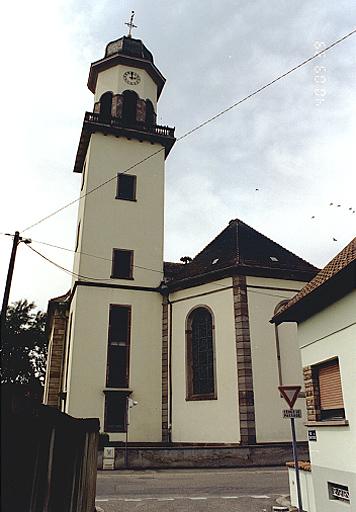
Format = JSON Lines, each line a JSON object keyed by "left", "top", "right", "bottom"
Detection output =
{"left": 1, "top": 386, "right": 99, "bottom": 512}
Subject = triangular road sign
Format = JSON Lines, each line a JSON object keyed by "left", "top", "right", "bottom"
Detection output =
{"left": 278, "top": 385, "right": 301, "bottom": 409}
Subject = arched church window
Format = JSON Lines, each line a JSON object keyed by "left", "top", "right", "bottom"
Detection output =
{"left": 145, "top": 99, "right": 155, "bottom": 126}
{"left": 186, "top": 307, "right": 216, "bottom": 400}
{"left": 122, "top": 90, "right": 138, "bottom": 125}
{"left": 99, "top": 91, "right": 113, "bottom": 119}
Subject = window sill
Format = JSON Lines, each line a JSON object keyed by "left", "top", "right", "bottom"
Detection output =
{"left": 305, "top": 419, "right": 349, "bottom": 427}
{"left": 110, "top": 276, "right": 134, "bottom": 280}
{"left": 186, "top": 394, "right": 217, "bottom": 402}
{"left": 103, "top": 388, "right": 132, "bottom": 394}
{"left": 115, "top": 197, "right": 137, "bottom": 202}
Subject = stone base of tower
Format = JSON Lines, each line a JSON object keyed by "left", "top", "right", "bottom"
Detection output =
{"left": 98, "top": 442, "right": 309, "bottom": 470}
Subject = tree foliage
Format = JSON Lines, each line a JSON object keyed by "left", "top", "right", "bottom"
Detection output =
{"left": 1, "top": 300, "right": 47, "bottom": 385}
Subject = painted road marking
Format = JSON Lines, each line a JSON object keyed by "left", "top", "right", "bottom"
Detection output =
{"left": 96, "top": 493, "right": 276, "bottom": 502}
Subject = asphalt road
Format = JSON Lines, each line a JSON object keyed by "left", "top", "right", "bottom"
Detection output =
{"left": 95, "top": 467, "right": 290, "bottom": 511}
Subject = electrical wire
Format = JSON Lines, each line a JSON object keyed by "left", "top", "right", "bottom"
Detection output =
{"left": 27, "top": 245, "right": 114, "bottom": 281}
{"left": 26, "top": 241, "right": 298, "bottom": 302}
{"left": 19, "top": 27, "right": 356, "bottom": 235}
{"left": 29, "top": 237, "right": 164, "bottom": 274}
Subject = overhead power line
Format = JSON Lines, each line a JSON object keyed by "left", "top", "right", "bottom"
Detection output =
{"left": 29, "top": 237, "right": 164, "bottom": 274}
{"left": 26, "top": 243, "right": 296, "bottom": 301}
{"left": 20, "top": 27, "right": 356, "bottom": 234}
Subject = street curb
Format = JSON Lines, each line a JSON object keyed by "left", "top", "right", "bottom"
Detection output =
{"left": 276, "top": 494, "right": 298, "bottom": 511}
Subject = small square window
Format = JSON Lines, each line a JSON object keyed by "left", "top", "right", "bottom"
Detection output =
{"left": 112, "top": 249, "right": 134, "bottom": 279}
{"left": 116, "top": 174, "right": 136, "bottom": 201}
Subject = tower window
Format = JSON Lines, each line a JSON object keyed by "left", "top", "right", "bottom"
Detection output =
{"left": 122, "top": 90, "right": 138, "bottom": 125}
{"left": 104, "top": 305, "right": 131, "bottom": 432}
{"left": 186, "top": 307, "right": 216, "bottom": 400}
{"left": 99, "top": 91, "right": 113, "bottom": 119}
{"left": 116, "top": 174, "right": 137, "bottom": 201}
{"left": 75, "top": 221, "right": 81, "bottom": 252}
{"left": 111, "top": 249, "right": 134, "bottom": 279}
{"left": 104, "top": 392, "right": 127, "bottom": 432}
{"left": 106, "top": 305, "right": 131, "bottom": 388}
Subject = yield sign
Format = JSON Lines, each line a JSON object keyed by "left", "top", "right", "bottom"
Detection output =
{"left": 278, "top": 385, "right": 301, "bottom": 409}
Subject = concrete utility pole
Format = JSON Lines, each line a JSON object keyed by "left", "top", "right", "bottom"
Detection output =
{"left": 1, "top": 231, "right": 31, "bottom": 336}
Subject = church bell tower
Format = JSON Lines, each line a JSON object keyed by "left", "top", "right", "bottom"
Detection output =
{"left": 64, "top": 18, "right": 175, "bottom": 442}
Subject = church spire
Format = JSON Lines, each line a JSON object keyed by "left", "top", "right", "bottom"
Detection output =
{"left": 125, "top": 11, "right": 137, "bottom": 38}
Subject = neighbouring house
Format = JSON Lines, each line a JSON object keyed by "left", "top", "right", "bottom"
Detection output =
{"left": 43, "top": 28, "right": 320, "bottom": 466}
{"left": 272, "top": 237, "right": 356, "bottom": 511}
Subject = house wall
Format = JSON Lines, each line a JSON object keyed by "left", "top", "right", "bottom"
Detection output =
{"left": 246, "top": 276, "right": 307, "bottom": 443}
{"left": 169, "top": 278, "right": 241, "bottom": 443}
{"left": 66, "top": 285, "right": 163, "bottom": 442}
{"left": 298, "top": 291, "right": 356, "bottom": 511}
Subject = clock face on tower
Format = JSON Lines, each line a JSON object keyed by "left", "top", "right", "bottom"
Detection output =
{"left": 123, "top": 71, "right": 141, "bottom": 85}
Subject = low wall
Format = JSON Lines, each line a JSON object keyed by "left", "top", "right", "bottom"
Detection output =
{"left": 98, "top": 442, "right": 309, "bottom": 469}
{"left": 288, "top": 465, "right": 316, "bottom": 512}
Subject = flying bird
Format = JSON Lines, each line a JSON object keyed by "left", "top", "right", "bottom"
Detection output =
{"left": 333, "top": 237, "right": 337, "bottom": 241}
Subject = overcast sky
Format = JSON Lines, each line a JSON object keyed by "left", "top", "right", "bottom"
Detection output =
{"left": 1, "top": 0, "right": 355, "bottom": 311}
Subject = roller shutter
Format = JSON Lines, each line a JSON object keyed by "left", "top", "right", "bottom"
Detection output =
{"left": 318, "top": 360, "right": 344, "bottom": 410}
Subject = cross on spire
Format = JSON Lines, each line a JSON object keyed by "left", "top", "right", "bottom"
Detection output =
{"left": 125, "top": 11, "right": 137, "bottom": 38}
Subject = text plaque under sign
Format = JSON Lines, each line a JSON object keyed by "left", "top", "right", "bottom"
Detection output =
{"left": 308, "top": 429, "right": 317, "bottom": 442}
{"left": 283, "top": 409, "right": 302, "bottom": 419}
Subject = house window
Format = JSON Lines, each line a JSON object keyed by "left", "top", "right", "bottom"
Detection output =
{"left": 116, "top": 174, "right": 136, "bottom": 201}
{"left": 106, "top": 305, "right": 131, "bottom": 388}
{"left": 317, "top": 358, "right": 345, "bottom": 420}
{"left": 104, "top": 392, "right": 127, "bottom": 432}
{"left": 186, "top": 307, "right": 216, "bottom": 400}
{"left": 111, "top": 249, "right": 133, "bottom": 279}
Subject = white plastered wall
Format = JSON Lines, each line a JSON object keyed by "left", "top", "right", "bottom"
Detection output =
{"left": 246, "top": 276, "right": 308, "bottom": 442}
{"left": 76, "top": 134, "right": 165, "bottom": 289}
{"left": 298, "top": 291, "right": 356, "bottom": 474}
{"left": 94, "top": 65, "right": 158, "bottom": 107}
{"left": 170, "top": 278, "right": 240, "bottom": 443}
{"left": 66, "top": 285, "right": 163, "bottom": 442}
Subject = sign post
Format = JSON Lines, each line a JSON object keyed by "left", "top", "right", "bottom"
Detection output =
{"left": 279, "top": 385, "right": 303, "bottom": 512}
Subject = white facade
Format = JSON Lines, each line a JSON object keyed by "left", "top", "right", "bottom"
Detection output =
{"left": 297, "top": 291, "right": 356, "bottom": 511}
{"left": 169, "top": 276, "right": 308, "bottom": 443}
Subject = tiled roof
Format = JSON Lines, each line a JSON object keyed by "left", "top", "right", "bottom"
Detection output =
{"left": 164, "top": 261, "right": 184, "bottom": 279}
{"left": 166, "top": 219, "right": 318, "bottom": 288}
{"left": 273, "top": 237, "right": 356, "bottom": 323}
